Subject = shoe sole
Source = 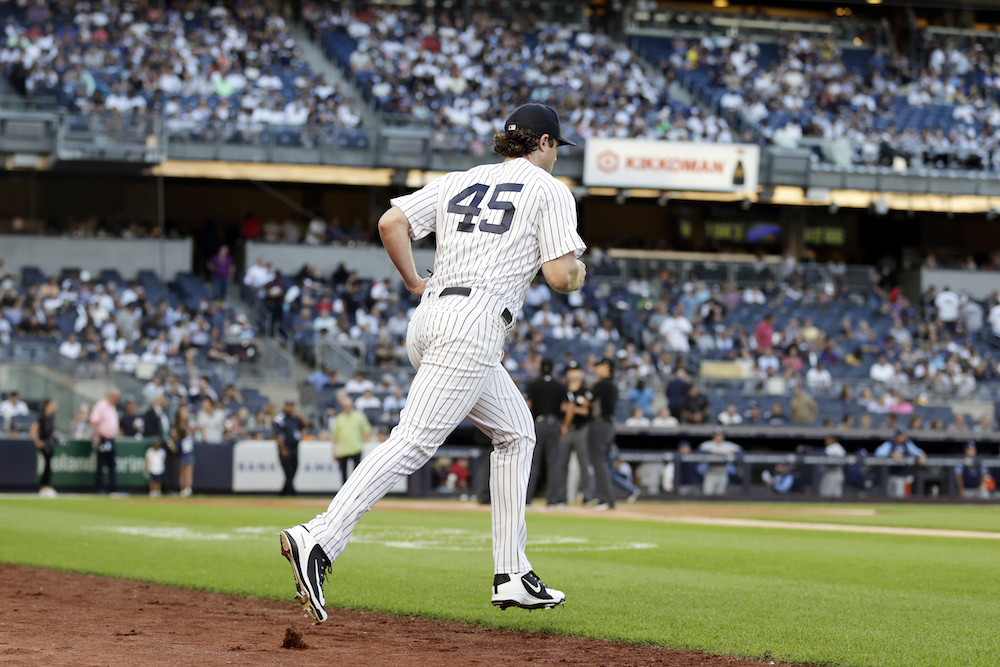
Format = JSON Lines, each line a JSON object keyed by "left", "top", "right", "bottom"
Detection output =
{"left": 279, "top": 531, "right": 328, "bottom": 624}
{"left": 492, "top": 598, "right": 565, "bottom": 611}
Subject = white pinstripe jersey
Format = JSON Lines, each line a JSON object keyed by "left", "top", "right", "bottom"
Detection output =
{"left": 390, "top": 157, "right": 586, "bottom": 314}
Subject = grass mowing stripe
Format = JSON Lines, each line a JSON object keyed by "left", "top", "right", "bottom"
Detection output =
{"left": 1, "top": 498, "right": 998, "bottom": 667}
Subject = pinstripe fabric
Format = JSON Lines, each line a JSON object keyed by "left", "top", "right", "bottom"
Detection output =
{"left": 390, "top": 157, "right": 585, "bottom": 315}
{"left": 305, "top": 156, "right": 584, "bottom": 578}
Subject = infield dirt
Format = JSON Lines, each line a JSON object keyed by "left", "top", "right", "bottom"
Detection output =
{"left": 0, "top": 563, "right": 813, "bottom": 667}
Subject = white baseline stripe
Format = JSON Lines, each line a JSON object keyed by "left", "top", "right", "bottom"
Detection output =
{"left": 654, "top": 515, "right": 1000, "bottom": 540}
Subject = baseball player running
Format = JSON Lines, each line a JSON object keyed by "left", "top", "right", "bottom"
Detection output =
{"left": 280, "top": 103, "right": 587, "bottom": 623}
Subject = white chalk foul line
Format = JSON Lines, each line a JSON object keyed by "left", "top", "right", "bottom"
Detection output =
{"left": 655, "top": 515, "right": 1000, "bottom": 540}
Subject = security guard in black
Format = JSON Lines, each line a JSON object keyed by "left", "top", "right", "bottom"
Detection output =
{"left": 525, "top": 358, "right": 567, "bottom": 504}
{"left": 274, "top": 400, "right": 308, "bottom": 496}
{"left": 588, "top": 357, "right": 619, "bottom": 507}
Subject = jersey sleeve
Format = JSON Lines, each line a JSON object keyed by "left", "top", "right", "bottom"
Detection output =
{"left": 390, "top": 177, "right": 442, "bottom": 240}
{"left": 537, "top": 179, "right": 586, "bottom": 263}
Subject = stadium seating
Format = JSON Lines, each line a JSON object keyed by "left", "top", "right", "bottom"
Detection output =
{"left": 0, "top": 0, "right": 362, "bottom": 139}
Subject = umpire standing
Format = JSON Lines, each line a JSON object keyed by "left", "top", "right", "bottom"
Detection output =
{"left": 274, "top": 399, "right": 309, "bottom": 496}
{"left": 588, "top": 358, "right": 618, "bottom": 509}
{"left": 524, "top": 358, "right": 567, "bottom": 506}
{"left": 553, "top": 361, "right": 593, "bottom": 505}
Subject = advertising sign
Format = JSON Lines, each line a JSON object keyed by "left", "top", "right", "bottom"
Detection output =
{"left": 583, "top": 138, "right": 760, "bottom": 192}
{"left": 231, "top": 440, "right": 407, "bottom": 494}
{"left": 47, "top": 439, "right": 152, "bottom": 489}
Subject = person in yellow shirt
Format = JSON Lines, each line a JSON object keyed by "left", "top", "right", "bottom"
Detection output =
{"left": 331, "top": 393, "right": 371, "bottom": 485}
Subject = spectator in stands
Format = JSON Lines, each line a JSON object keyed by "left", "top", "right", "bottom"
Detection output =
{"left": 805, "top": 362, "right": 833, "bottom": 393}
{"left": 681, "top": 386, "right": 710, "bottom": 425}
{"left": 974, "top": 416, "right": 993, "bottom": 433}
{"left": 628, "top": 379, "right": 654, "bottom": 419}
{"left": 207, "top": 245, "right": 235, "bottom": 300}
{"left": 819, "top": 434, "right": 847, "bottom": 498}
{"left": 58, "top": 332, "right": 82, "bottom": 359}
{"left": 869, "top": 355, "right": 896, "bottom": 384}
{"left": 698, "top": 428, "right": 742, "bottom": 496}
{"left": 874, "top": 429, "right": 927, "bottom": 498}
{"left": 382, "top": 387, "right": 407, "bottom": 422}
{"left": 753, "top": 313, "right": 775, "bottom": 351}
{"left": 757, "top": 347, "right": 781, "bottom": 375}
{"left": 948, "top": 414, "right": 968, "bottom": 433}
{"left": 354, "top": 389, "right": 382, "bottom": 412}
{"left": 742, "top": 400, "right": 763, "bottom": 424}
{"left": 718, "top": 404, "right": 743, "bottom": 426}
{"left": 244, "top": 257, "right": 274, "bottom": 292}
{"left": 651, "top": 407, "right": 679, "bottom": 428}
{"left": 659, "top": 305, "right": 693, "bottom": 355}
{"left": 765, "top": 403, "right": 789, "bottom": 426}
{"left": 331, "top": 394, "right": 371, "bottom": 484}
{"left": 665, "top": 368, "right": 691, "bottom": 420}
{"left": 790, "top": 385, "right": 818, "bottom": 424}
{"left": 0, "top": 391, "right": 29, "bottom": 425}
{"left": 935, "top": 287, "right": 961, "bottom": 332}
{"left": 190, "top": 376, "right": 219, "bottom": 403}
{"left": 955, "top": 442, "right": 990, "bottom": 500}
{"left": 344, "top": 372, "right": 375, "bottom": 394}
{"left": 625, "top": 407, "right": 650, "bottom": 427}
{"left": 196, "top": 398, "right": 226, "bottom": 445}
{"left": 530, "top": 301, "right": 560, "bottom": 336}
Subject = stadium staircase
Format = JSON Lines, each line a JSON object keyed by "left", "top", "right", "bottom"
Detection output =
{"left": 293, "top": 24, "right": 382, "bottom": 132}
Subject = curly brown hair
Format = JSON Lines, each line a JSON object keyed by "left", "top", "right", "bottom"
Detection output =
{"left": 492, "top": 129, "right": 554, "bottom": 158}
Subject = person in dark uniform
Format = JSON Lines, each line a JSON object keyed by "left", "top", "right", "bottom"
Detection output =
{"left": 553, "top": 361, "right": 593, "bottom": 505}
{"left": 955, "top": 441, "right": 990, "bottom": 499}
{"left": 30, "top": 398, "right": 59, "bottom": 497}
{"left": 143, "top": 394, "right": 175, "bottom": 491}
{"left": 587, "top": 358, "right": 618, "bottom": 510}
{"left": 274, "top": 399, "right": 309, "bottom": 496}
{"left": 524, "top": 358, "right": 567, "bottom": 505}
{"left": 119, "top": 399, "right": 144, "bottom": 437}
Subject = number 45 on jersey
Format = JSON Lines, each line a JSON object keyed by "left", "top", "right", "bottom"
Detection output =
{"left": 447, "top": 183, "right": 523, "bottom": 235}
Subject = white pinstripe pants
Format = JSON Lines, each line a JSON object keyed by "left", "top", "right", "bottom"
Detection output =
{"left": 306, "top": 290, "right": 535, "bottom": 574}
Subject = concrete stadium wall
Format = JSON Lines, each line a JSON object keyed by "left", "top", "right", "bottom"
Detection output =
{"left": 0, "top": 236, "right": 192, "bottom": 280}
{"left": 912, "top": 268, "right": 1000, "bottom": 300}
{"left": 246, "top": 241, "right": 435, "bottom": 281}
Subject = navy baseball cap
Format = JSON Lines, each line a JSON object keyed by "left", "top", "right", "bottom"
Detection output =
{"left": 504, "top": 104, "right": 577, "bottom": 147}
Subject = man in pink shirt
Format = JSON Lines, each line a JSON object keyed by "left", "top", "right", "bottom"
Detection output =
{"left": 753, "top": 313, "right": 775, "bottom": 351}
{"left": 90, "top": 388, "right": 121, "bottom": 493}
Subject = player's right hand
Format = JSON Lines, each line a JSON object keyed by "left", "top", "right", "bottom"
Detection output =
{"left": 406, "top": 276, "right": 429, "bottom": 297}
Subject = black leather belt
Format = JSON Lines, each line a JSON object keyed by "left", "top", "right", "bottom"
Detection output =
{"left": 440, "top": 287, "right": 513, "bottom": 326}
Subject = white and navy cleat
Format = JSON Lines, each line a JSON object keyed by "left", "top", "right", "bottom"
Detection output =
{"left": 491, "top": 570, "right": 566, "bottom": 610}
{"left": 279, "top": 525, "right": 331, "bottom": 624}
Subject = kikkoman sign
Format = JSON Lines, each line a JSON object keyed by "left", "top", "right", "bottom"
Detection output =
{"left": 583, "top": 138, "right": 760, "bottom": 193}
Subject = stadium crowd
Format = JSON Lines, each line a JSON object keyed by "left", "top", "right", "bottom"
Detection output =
{"left": 649, "top": 31, "right": 1000, "bottom": 170}
{"left": 1, "top": 0, "right": 363, "bottom": 137}
{"left": 240, "top": 251, "right": 1000, "bottom": 436}
{"left": 0, "top": 258, "right": 257, "bottom": 378}
{"left": 304, "top": 3, "right": 736, "bottom": 147}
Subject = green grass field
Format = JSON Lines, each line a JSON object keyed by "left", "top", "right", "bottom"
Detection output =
{"left": 2, "top": 497, "right": 998, "bottom": 667}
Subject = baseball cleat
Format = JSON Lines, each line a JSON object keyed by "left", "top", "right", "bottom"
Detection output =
{"left": 279, "top": 525, "right": 331, "bottom": 624}
{"left": 491, "top": 570, "right": 565, "bottom": 610}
